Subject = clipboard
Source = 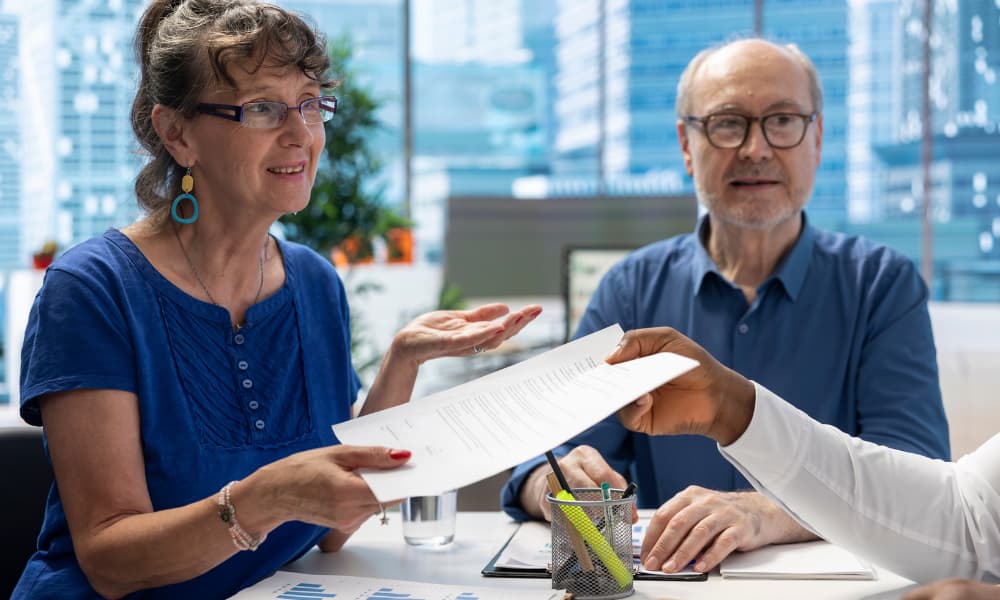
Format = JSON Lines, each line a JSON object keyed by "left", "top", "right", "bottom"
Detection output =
{"left": 481, "top": 524, "right": 549, "bottom": 579}
{"left": 481, "top": 524, "right": 707, "bottom": 582}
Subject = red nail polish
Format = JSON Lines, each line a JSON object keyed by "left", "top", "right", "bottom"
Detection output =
{"left": 389, "top": 449, "right": 411, "bottom": 460}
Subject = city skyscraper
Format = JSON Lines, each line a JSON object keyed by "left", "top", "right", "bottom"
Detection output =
{"left": 879, "top": 0, "right": 1000, "bottom": 225}
{"left": 858, "top": 0, "right": 1000, "bottom": 298}
{"left": 0, "top": 0, "right": 60, "bottom": 270}
{"left": 0, "top": 13, "right": 22, "bottom": 268}
{"left": 405, "top": 0, "right": 554, "bottom": 261}
{"left": 53, "top": 0, "right": 145, "bottom": 248}
{"left": 846, "top": 0, "right": 898, "bottom": 223}
{"left": 411, "top": 0, "right": 556, "bottom": 160}
{"left": 412, "top": 0, "right": 548, "bottom": 64}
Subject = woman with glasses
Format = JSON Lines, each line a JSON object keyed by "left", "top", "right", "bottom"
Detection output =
{"left": 11, "top": 1, "right": 540, "bottom": 598}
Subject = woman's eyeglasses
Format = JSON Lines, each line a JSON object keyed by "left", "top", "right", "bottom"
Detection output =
{"left": 196, "top": 96, "right": 338, "bottom": 129}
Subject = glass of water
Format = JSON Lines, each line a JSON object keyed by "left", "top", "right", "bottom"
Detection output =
{"left": 400, "top": 489, "right": 458, "bottom": 547}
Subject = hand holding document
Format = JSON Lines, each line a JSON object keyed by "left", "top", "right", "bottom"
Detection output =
{"left": 333, "top": 325, "right": 699, "bottom": 500}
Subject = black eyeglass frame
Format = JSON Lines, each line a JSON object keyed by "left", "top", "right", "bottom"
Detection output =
{"left": 683, "top": 111, "right": 818, "bottom": 149}
{"left": 195, "top": 95, "right": 338, "bottom": 128}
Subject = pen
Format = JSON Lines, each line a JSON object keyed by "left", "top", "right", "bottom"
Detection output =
{"left": 622, "top": 481, "right": 637, "bottom": 499}
{"left": 600, "top": 482, "right": 614, "bottom": 546}
{"left": 545, "top": 450, "right": 571, "bottom": 492}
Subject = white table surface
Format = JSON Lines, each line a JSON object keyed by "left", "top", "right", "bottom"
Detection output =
{"left": 283, "top": 511, "right": 919, "bottom": 600}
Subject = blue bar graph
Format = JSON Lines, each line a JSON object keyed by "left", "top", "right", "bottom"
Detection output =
{"left": 276, "top": 581, "right": 336, "bottom": 599}
{"left": 365, "top": 587, "right": 425, "bottom": 600}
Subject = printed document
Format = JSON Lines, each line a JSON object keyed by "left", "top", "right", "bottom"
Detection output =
{"left": 333, "top": 325, "right": 699, "bottom": 500}
{"left": 230, "top": 571, "right": 569, "bottom": 600}
{"left": 720, "top": 540, "right": 876, "bottom": 580}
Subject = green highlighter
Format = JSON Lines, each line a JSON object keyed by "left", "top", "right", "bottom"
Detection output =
{"left": 545, "top": 451, "right": 632, "bottom": 588}
{"left": 552, "top": 488, "right": 633, "bottom": 588}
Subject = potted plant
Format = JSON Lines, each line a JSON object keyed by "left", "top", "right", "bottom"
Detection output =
{"left": 338, "top": 233, "right": 375, "bottom": 264}
{"left": 32, "top": 240, "right": 58, "bottom": 270}
{"left": 376, "top": 210, "right": 415, "bottom": 264}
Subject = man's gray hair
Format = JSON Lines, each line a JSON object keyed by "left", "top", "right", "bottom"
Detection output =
{"left": 675, "top": 38, "right": 824, "bottom": 118}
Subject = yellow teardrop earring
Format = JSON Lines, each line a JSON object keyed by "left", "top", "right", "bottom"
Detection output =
{"left": 170, "top": 167, "right": 199, "bottom": 224}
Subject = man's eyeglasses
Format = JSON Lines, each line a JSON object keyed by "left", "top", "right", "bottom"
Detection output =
{"left": 196, "top": 96, "right": 338, "bottom": 129}
{"left": 683, "top": 112, "right": 817, "bottom": 149}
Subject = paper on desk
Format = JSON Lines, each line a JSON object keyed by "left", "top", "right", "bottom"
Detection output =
{"left": 495, "top": 519, "right": 703, "bottom": 578}
{"left": 333, "top": 324, "right": 699, "bottom": 500}
{"left": 499, "top": 518, "right": 647, "bottom": 569}
{"left": 495, "top": 521, "right": 552, "bottom": 569}
{"left": 230, "top": 571, "right": 569, "bottom": 600}
{"left": 720, "top": 540, "right": 875, "bottom": 580}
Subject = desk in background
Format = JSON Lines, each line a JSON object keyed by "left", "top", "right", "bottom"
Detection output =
{"left": 283, "top": 511, "right": 918, "bottom": 600}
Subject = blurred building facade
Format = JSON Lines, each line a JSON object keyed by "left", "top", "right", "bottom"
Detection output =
{"left": 0, "top": 13, "right": 22, "bottom": 267}
{"left": 53, "top": 0, "right": 146, "bottom": 250}
{"left": 0, "top": 0, "right": 995, "bottom": 281}
{"left": 847, "top": 0, "right": 1000, "bottom": 298}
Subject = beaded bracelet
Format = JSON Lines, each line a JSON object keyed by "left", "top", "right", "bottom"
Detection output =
{"left": 217, "top": 480, "right": 266, "bottom": 551}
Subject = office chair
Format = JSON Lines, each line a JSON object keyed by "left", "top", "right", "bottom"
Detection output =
{"left": 0, "top": 427, "right": 53, "bottom": 597}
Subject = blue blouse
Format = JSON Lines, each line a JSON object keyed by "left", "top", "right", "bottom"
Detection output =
{"left": 502, "top": 214, "right": 950, "bottom": 520}
{"left": 14, "top": 229, "right": 360, "bottom": 599}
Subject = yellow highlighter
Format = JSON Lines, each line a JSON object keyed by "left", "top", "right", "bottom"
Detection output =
{"left": 552, "top": 488, "right": 633, "bottom": 588}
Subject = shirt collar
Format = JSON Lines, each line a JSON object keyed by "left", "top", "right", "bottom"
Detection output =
{"left": 690, "top": 212, "right": 815, "bottom": 302}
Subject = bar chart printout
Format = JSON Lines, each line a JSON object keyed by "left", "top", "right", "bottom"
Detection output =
{"left": 230, "top": 572, "right": 567, "bottom": 600}
{"left": 277, "top": 581, "right": 336, "bottom": 600}
{"left": 368, "top": 587, "right": 428, "bottom": 600}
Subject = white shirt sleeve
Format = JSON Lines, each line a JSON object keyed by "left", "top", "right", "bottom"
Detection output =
{"left": 718, "top": 382, "right": 1000, "bottom": 584}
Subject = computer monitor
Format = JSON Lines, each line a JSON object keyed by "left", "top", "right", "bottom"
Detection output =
{"left": 562, "top": 246, "right": 634, "bottom": 341}
{"left": 444, "top": 195, "right": 696, "bottom": 298}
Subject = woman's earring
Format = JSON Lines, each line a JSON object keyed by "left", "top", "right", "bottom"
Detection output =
{"left": 170, "top": 167, "right": 199, "bottom": 224}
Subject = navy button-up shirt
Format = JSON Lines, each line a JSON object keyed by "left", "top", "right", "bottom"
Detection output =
{"left": 502, "top": 214, "right": 950, "bottom": 519}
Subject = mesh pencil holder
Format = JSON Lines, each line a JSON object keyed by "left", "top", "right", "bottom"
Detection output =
{"left": 547, "top": 488, "right": 636, "bottom": 600}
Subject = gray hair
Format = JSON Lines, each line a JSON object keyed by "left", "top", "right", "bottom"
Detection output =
{"left": 675, "top": 38, "right": 824, "bottom": 118}
{"left": 131, "top": 0, "right": 334, "bottom": 226}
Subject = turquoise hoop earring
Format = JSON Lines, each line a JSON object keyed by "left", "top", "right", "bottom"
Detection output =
{"left": 171, "top": 167, "right": 199, "bottom": 224}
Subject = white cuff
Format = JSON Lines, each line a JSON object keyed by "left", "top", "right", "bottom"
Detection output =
{"left": 719, "top": 381, "right": 809, "bottom": 490}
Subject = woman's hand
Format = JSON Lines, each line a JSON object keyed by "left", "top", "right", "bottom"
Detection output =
{"left": 607, "top": 327, "right": 756, "bottom": 445}
{"left": 390, "top": 303, "right": 542, "bottom": 366}
{"left": 243, "top": 445, "right": 411, "bottom": 535}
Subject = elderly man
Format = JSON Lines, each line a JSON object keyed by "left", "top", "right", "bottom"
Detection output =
{"left": 501, "top": 38, "right": 950, "bottom": 574}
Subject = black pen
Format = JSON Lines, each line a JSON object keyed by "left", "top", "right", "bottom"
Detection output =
{"left": 622, "top": 481, "right": 637, "bottom": 498}
{"left": 545, "top": 450, "right": 572, "bottom": 492}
